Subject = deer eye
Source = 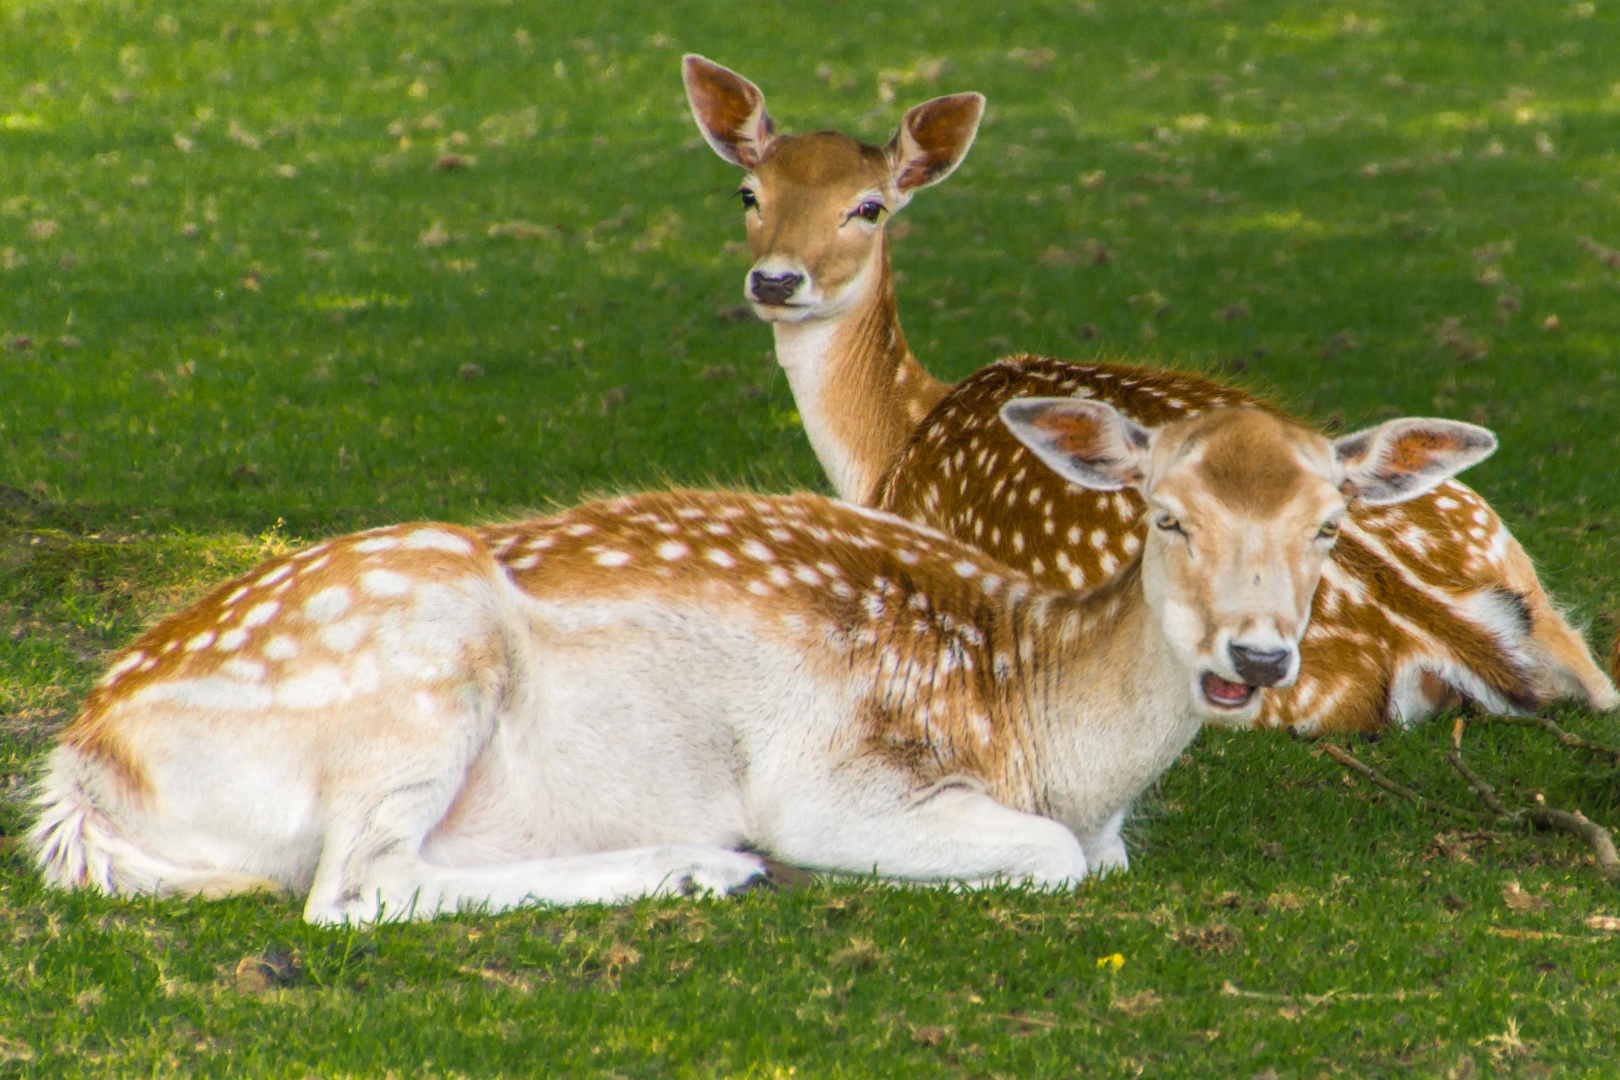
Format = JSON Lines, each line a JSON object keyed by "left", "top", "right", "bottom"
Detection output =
{"left": 853, "top": 200, "right": 884, "bottom": 223}
{"left": 1153, "top": 512, "right": 1182, "bottom": 534}
{"left": 738, "top": 188, "right": 758, "bottom": 210}
{"left": 1316, "top": 520, "right": 1341, "bottom": 541}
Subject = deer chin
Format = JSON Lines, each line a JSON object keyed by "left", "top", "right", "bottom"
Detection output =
{"left": 750, "top": 300, "right": 820, "bottom": 324}
{"left": 1197, "top": 671, "right": 1260, "bottom": 721}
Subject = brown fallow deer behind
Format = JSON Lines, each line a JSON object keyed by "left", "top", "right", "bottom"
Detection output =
{"left": 682, "top": 54, "right": 1617, "bottom": 734}
{"left": 32, "top": 401, "right": 1493, "bottom": 923}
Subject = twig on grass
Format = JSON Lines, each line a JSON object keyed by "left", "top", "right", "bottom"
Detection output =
{"left": 1322, "top": 731, "right": 1620, "bottom": 881}
{"left": 1448, "top": 719, "right": 1620, "bottom": 882}
{"left": 1473, "top": 713, "right": 1620, "bottom": 763}
{"left": 993, "top": 1012, "right": 1059, "bottom": 1028}
{"left": 1446, "top": 719, "right": 1511, "bottom": 816}
{"left": 1220, "top": 981, "right": 1437, "bottom": 1005}
{"left": 1317, "top": 743, "right": 1489, "bottom": 822}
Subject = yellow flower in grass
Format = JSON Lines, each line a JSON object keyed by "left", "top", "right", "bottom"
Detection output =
{"left": 1096, "top": 953, "right": 1125, "bottom": 970}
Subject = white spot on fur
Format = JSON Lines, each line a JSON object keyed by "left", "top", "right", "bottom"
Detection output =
{"left": 596, "top": 550, "right": 633, "bottom": 567}
{"left": 405, "top": 529, "right": 473, "bottom": 554}
{"left": 223, "top": 587, "right": 251, "bottom": 606}
{"left": 767, "top": 566, "right": 793, "bottom": 587}
{"left": 355, "top": 537, "right": 400, "bottom": 553}
{"left": 319, "top": 617, "right": 371, "bottom": 654}
{"left": 706, "top": 549, "right": 736, "bottom": 569}
{"left": 657, "top": 541, "right": 690, "bottom": 560}
{"left": 741, "top": 540, "right": 774, "bottom": 562}
{"left": 222, "top": 657, "right": 265, "bottom": 682}
{"left": 242, "top": 601, "right": 281, "bottom": 628}
{"left": 217, "top": 628, "right": 249, "bottom": 652}
{"left": 793, "top": 565, "right": 822, "bottom": 586}
{"left": 510, "top": 555, "right": 539, "bottom": 570}
{"left": 256, "top": 564, "right": 293, "bottom": 588}
{"left": 565, "top": 523, "right": 595, "bottom": 537}
{"left": 185, "top": 631, "right": 216, "bottom": 652}
{"left": 303, "top": 587, "right": 352, "bottom": 624}
{"left": 896, "top": 549, "right": 919, "bottom": 565}
{"left": 292, "top": 543, "right": 331, "bottom": 561}
{"left": 362, "top": 570, "right": 412, "bottom": 597}
{"left": 100, "top": 651, "right": 146, "bottom": 686}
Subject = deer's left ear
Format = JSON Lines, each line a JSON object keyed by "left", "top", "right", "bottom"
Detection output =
{"left": 886, "top": 93, "right": 985, "bottom": 203}
{"left": 1000, "top": 397, "right": 1156, "bottom": 492}
{"left": 682, "top": 54, "right": 777, "bottom": 169}
{"left": 1333, "top": 418, "right": 1497, "bottom": 505}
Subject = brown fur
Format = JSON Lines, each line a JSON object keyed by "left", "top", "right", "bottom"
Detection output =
{"left": 878, "top": 357, "right": 1595, "bottom": 732}
{"left": 1183, "top": 409, "right": 1312, "bottom": 516}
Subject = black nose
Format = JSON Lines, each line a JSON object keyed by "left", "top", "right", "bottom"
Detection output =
{"left": 749, "top": 271, "right": 804, "bottom": 305}
{"left": 1229, "top": 644, "right": 1291, "bottom": 687}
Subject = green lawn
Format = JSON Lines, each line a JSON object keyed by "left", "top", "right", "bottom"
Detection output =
{"left": 3, "top": 0, "right": 1620, "bottom": 1075}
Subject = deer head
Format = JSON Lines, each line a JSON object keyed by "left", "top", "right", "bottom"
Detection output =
{"left": 1002, "top": 401, "right": 1498, "bottom": 722}
{"left": 683, "top": 54, "right": 983, "bottom": 323}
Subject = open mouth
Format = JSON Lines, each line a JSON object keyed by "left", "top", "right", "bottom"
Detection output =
{"left": 1200, "top": 672, "right": 1257, "bottom": 710}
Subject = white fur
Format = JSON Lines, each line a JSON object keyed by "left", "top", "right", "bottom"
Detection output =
{"left": 31, "top": 408, "right": 1480, "bottom": 924}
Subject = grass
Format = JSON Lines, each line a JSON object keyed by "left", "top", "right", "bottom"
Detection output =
{"left": 2, "top": 0, "right": 1620, "bottom": 1075}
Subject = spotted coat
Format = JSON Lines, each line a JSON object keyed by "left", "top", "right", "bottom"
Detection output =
{"left": 876, "top": 355, "right": 1612, "bottom": 733}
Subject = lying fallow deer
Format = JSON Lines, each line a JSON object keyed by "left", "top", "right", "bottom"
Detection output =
{"left": 683, "top": 55, "right": 1618, "bottom": 733}
{"left": 33, "top": 403, "right": 1491, "bottom": 922}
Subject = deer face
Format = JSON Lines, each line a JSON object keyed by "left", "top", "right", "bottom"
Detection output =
{"left": 1002, "top": 401, "right": 1497, "bottom": 724}
{"left": 739, "top": 134, "right": 895, "bottom": 322}
{"left": 682, "top": 54, "right": 983, "bottom": 324}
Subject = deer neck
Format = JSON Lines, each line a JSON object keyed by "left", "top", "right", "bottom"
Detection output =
{"left": 1007, "top": 564, "right": 1201, "bottom": 834}
{"left": 771, "top": 238, "right": 947, "bottom": 505}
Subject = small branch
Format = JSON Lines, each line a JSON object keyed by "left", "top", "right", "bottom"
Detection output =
{"left": 1446, "top": 718, "right": 1510, "bottom": 817}
{"left": 1319, "top": 743, "right": 1489, "bottom": 822}
{"left": 1521, "top": 805, "right": 1620, "bottom": 882}
{"left": 1221, "top": 981, "right": 1436, "bottom": 1005}
{"left": 1475, "top": 714, "right": 1620, "bottom": 763}
{"left": 1449, "top": 719, "right": 1620, "bottom": 882}
{"left": 1326, "top": 732, "right": 1620, "bottom": 881}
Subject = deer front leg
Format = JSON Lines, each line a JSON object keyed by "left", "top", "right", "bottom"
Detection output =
{"left": 1075, "top": 808, "right": 1129, "bottom": 876}
{"left": 767, "top": 778, "right": 1089, "bottom": 888}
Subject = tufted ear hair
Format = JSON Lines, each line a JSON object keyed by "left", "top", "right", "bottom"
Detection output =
{"left": 885, "top": 93, "right": 985, "bottom": 201}
{"left": 682, "top": 54, "right": 777, "bottom": 169}
{"left": 1000, "top": 397, "right": 1156, "bottom": 492}
{"left": 1333, "top": 417, "right": 1498, "bottom": 505}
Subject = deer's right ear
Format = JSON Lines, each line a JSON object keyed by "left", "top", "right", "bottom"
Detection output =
{"left": 1332, "top": 417, "right": 1497, "bottom": 505}
{"left": 682, "top": 55, "right": 777, "bottom": 169}
{"left": 886, "top": 93, "right": 985, "bottom": 198}
{"left": 1000, "top": 397, "right": 1156, "bottom": 492}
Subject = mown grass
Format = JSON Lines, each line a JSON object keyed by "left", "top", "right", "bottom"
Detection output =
{"left": 2, "top": 0, "right": 1619, "bottom": 1076}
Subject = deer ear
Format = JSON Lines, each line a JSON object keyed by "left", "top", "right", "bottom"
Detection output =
{"left": 885, "top": 93, "right": 985, "bottom": 198}
{"left": 1333, "top": 418, "right": 1497, "bottom": 505}
{"left": 1000, "top": 397, "right": 1155, "bottom": 492}
{"left": 682, "top": 55, "right": 777, "bottom": 169}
